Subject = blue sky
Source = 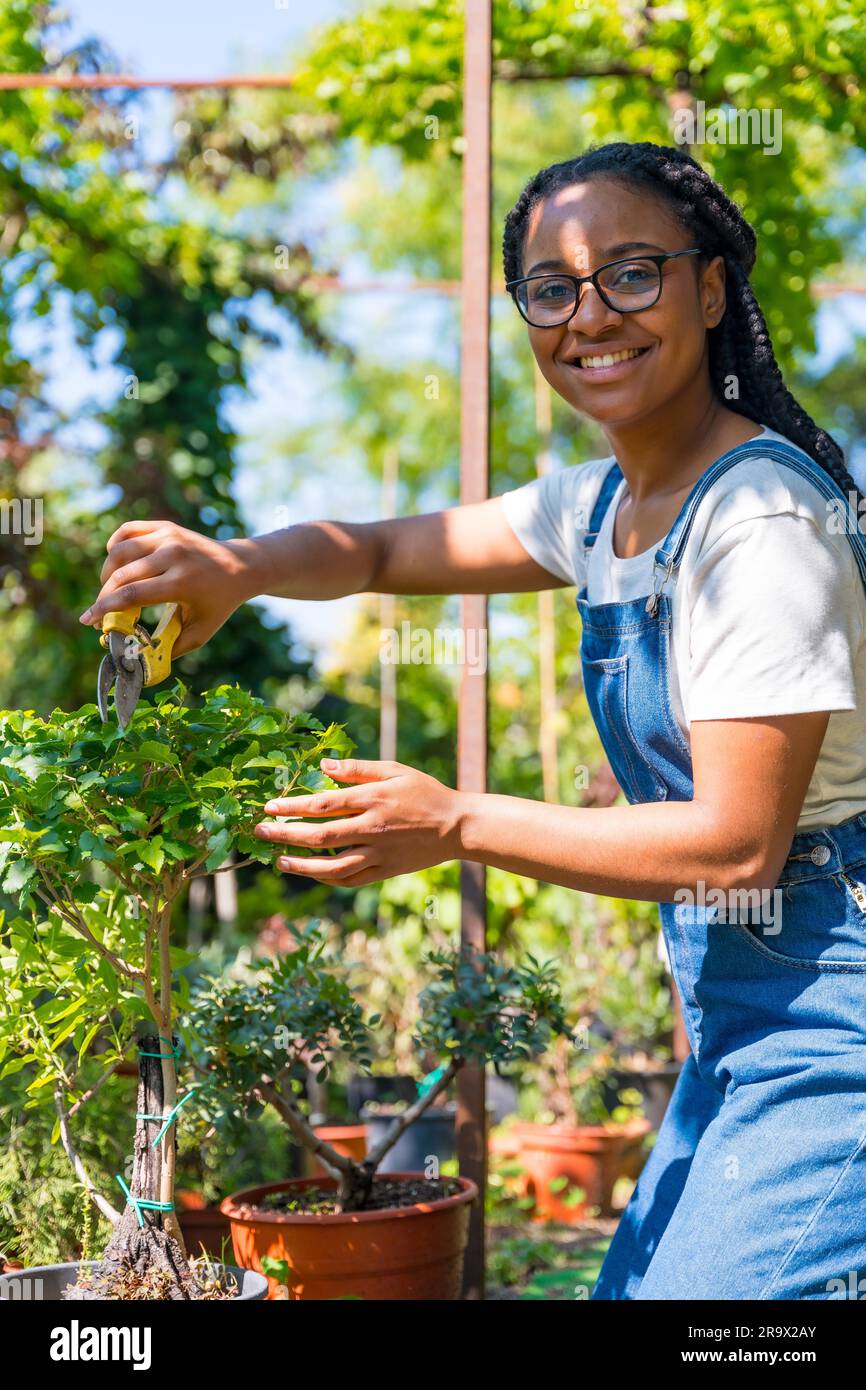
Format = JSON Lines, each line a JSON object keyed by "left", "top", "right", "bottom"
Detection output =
{"left": 64, "top": 0, "right": 356, "bottom": 76}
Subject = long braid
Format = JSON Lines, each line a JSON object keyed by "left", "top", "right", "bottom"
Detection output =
{"left": 503, "top": 141, "right": 861, "bottom": 508}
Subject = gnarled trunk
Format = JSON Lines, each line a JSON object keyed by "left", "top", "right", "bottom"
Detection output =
{"left": 99, "top": 1035, "right": 193, "bottom": 1299}
{"left": 336, "top": 1160, "right": 376, "bottom": 1212}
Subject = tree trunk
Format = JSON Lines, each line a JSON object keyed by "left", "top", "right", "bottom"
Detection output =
{"left": 336, "top": 1160, "right": 376, "bottom": 1213}
{"left": 99, "top": 1035, "right": 194, "bottom": 1299}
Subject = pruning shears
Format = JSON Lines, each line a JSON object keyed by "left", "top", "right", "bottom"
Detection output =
{"left": 97, "top": 603, "right": 183, "bottom": 730}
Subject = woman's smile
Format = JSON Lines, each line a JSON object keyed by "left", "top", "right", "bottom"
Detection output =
{"left": 561, "top": 341, "right": 656, "bottom": 382}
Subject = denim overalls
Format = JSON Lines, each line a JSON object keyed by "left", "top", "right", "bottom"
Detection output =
{"left": 580, "top": 438, "right": 866, "bottom": 1300}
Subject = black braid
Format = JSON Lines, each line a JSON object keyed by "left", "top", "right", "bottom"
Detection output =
{"left": 503, "top": 141, "right": 860, "bottom": 506}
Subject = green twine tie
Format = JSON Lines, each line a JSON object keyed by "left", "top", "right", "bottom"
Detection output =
{"left": 136, "top": 1085, "right": 204, "bottom": 1148}
{"left": 417, "top": 1065, "right": 447, "bottom": 1097}
{"left": 115, "top": 1174, "right": 175, "bottom": 1229}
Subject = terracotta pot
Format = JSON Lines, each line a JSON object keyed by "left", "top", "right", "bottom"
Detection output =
{"left": 513, "top": 1118, "right": 651, "bottom": 1222}
{"left": 305, "top": 1124, "right": 368, "bottom": 1179}
{"left": 113, "top": 1060, "right": 139, "bottom": 1078}
{"left": 221, "top": 1173, "right": 477, "bottom": 1300}
{"left": 176, "top": 1189, "right": 233, "bottom": 1258}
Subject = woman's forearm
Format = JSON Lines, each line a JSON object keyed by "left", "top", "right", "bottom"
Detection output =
{"left": 254, "top": 731, "right": 809, "bottom": 896}
{"left": 454, "top": 792, "right": 774, "bottom": 903}
{"left": 236, "top": 521, "right": 387, "bottom": 601}
{"left": 235, "top": 499, "right": 559, "bottom": 603}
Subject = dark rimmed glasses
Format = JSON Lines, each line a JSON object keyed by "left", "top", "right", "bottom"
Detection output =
{"left": 506, "top": 248, "right": 704, "bottom": 327}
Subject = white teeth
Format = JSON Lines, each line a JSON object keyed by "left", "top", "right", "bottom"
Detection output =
{"left": 577, "top": 347, "right": 646, "bottom": 369}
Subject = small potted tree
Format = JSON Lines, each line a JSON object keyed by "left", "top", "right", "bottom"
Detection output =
{"left": 496, "top": 893, "right": 670, "bottom": 1223}
{"left": 189, "top": 930, "right": 573, "bottom": 1299}
{"left": 0, "top": 683, "right": 351, "bottom": 1300}
{"left": 511, "top": 1032, "right": 650, "bottom": 1223}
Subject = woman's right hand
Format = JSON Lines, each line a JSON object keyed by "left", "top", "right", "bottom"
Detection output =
{"left": 78, "top": 519, "right": 262, "bottom": 657}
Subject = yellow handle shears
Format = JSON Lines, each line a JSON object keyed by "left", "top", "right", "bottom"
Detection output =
{"left": 96, "top": 603, "right": 183, "bottom": 729}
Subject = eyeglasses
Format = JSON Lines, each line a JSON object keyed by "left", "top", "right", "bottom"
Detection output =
{"left": 506, "top": 248, "right": 704, "bottom": 327}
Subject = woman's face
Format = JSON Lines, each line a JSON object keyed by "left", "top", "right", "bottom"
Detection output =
{"left": 519, "top": 176, "right": 726, "bottom": 430}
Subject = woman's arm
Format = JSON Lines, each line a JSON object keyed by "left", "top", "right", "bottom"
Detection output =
{"left": 253, "top": 712, "right": 830, "bottom": 899}
{"left": 79, "top": 499, "right": 563, "bottom": 656}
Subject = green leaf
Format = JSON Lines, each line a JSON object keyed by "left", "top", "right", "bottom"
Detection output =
{"left": 26, "top": 1070, "right": 59, "bottom": 1094}
{"left": 260, "top": 1256, "right": 290, "bottom": 1283}
{"left": 3, "top": 860, "right": 36, "bottom": 894}
{"left": 78, "top": 831, "right": 115, "bottom": 863}
{"left": 204, "top": 828, "right": 233, "bottom": 872}
{"left": 119, "top": 838, "right": 165, "bottom": 874}
{"left": 77, "top": 1021, "right": 103, "bottom": 1064}
{"left": 136, "top": 741, "right": 179, "bottom": 766}
{"left": 197, "top": 767, "right": 234, "bottom": 788}
{"left": 247, "top": 716, "right": 280, "bottom": 735}
{"left": 49, "top": 1014, "right": 89, "bottom": 1052}
{"left": 72, "top": 881, "right": 103, "bottom": 905}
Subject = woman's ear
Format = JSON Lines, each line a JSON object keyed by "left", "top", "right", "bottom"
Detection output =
{"left": 701, "top": 254, "right": 727, "bottom": 329}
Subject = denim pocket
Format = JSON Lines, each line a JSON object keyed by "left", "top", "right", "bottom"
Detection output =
{"left": 582, "top": 654, "right": 668, "bottom": 804}
{"left": 729, "top": 870, "right": 866, "bottom": 973}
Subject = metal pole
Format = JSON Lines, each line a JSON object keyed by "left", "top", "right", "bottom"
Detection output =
{"left": 534, "top": 366, "right": 559, "bottom": 802}
{"left": 379, "top": 444, "right": 399, "bottom": 763}
{"left": 0, "top": 73, "right": 295, "bottom": 89}
{"left": 457, "top": 0, "right": 491, "bottom": 1301}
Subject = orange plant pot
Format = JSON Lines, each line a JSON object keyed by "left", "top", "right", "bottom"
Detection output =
{"left": 304, "top": 1124, "right": 368, "bottom": 1180}
{"left": 512, "top": 1119, "right": 650, "bottom": 1222}
{"left": 221, "top": 1174, "right": 478, "bottom": 1301}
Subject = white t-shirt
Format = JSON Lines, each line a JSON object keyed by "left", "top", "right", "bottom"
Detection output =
{"left": 500, "top": 426, "right": 866, "bottom": 829}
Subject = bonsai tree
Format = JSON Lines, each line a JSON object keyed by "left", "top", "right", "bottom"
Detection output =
{"left": 0, "top": 683, "right": 352, "bottom": 1298}
{"left": 188, "top": 924, "right": 574, "bottom": 1211}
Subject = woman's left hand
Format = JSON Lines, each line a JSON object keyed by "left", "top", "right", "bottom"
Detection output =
{"left": 254, "top": 758, "right": 464, "bottom": 886}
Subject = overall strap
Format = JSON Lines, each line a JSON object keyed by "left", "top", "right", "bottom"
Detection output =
{"left": 583, "top": 458, "right": 624, "bottom": 551}
{"left": 645, "top": 439, "right": 866, "bottom": 616}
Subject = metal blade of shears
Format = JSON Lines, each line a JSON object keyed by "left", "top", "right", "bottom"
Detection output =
{"left": 97, "top": 630, "right": 145, "bottom": 730}
{"left": 97, "top": 652, "right": 116, "bottom": 723}
{"left": 113, "top": 660, "right": 144, "bottom": 730}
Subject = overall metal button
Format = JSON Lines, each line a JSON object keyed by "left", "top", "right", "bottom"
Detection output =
{"left": 810, "top": 845, "right": 831, "bottom": 866}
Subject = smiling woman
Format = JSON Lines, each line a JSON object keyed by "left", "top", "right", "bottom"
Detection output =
{"left": 79, "top": 139, "right": 866, "bottom": 1303}
{"left": 497, "top": 141, "right": 866, "bottom": 1302}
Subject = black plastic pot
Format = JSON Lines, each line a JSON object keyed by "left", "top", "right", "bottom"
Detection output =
{"left": 346, "top": 1073, "right": 417, "bottom": 1115}
{"left": 602, "top": 1062, "right": 682, "bottom": 1132}
{"left": 486, "top": 1072, "right": 518, "bottom": 1125}
{"left": 0, "top": 1261, "right": 268, "bottom": 1301}
{"left": 362, "top": 1102, "right": 457, "bottom": 1173}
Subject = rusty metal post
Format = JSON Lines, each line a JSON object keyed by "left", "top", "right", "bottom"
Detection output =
{"left": 457, "top": 0, "right": 491, "bottom": 1301}
{"left": 379, "top": 443, "right": 400, "bottom": 763}
{"left": 534, "top": 365, "right": 559, "bottom": 802}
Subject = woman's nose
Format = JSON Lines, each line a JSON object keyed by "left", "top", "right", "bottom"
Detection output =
{"left": 565, "top": 281, "right": 623, "bottom": 334}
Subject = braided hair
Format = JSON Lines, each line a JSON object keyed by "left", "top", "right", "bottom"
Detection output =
{"left": 503, "top": 141, "right": 859, "bottom": 502}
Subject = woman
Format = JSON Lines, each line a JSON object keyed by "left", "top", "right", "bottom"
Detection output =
{"left": 81, "top": 142, "right": 866, "bottom": 1300}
